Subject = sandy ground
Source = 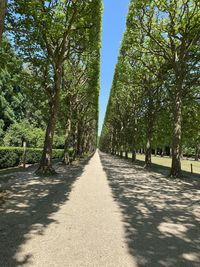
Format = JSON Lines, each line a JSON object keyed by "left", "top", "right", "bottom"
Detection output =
{"left": 0, "top": 151, "right": 200, "bottom": 267}
{"left": 0, "top": 152, "right": 135, "bottom": 267}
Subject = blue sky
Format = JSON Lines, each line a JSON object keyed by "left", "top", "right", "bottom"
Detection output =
{"left": 98, "top": 0, "right": 130, "bottom": 135}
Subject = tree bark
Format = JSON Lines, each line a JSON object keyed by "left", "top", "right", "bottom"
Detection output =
{"left": 170, "top": 83, "right": 182, "bottom": 177}
{"left": 76, "top": 122, "right": 82, "bottom": 157}
{"left": 0, "top": 0, "right": 7, "bottom": 43}
{"left": 125, "top": 151, "right": 128, "bottom": 159}
{"left": 36, "top": 70, "right": 62, "bottom": 175}
{"left": 170, "top": 148, "right": 172, "bottom": 158}
{"left": 63, "top": 118, "right": 71, "bottom": 165}
{"left": 145, "top": 99, "right": 154, "bottom": 168}
{"left": 145, "top": 136, "right": 152, "bottom": 168}
{"left": 195, "top": 143, "right": 199, "bottom": 161}
{"left": 132, "top": 149, "right": 136, "bottom": 162}
{"left": 72, "top": 124, "right": 78, "bottom": 161}
{"left": 131, "top": 125, "right": 137, "bottom": 162}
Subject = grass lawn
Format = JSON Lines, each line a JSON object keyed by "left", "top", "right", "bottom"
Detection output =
{"left": 127, "top": 153, "right": 200, "bottom": 174}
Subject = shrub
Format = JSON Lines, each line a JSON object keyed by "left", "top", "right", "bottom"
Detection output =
{"left": 0, "top": 147, "right": 64, "bottom": 169}
{"left": 3, "top": 122, "right": 45, "bottom": 148}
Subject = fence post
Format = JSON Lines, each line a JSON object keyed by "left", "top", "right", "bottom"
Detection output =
{"left": 22, "top": 141, "right": 26, "bottom": 168}
{"left": 191, "top": 163, "right": 193, "bottom": 174}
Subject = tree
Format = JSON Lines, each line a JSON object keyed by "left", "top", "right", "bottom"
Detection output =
{"left": 100, "top": 0, "right": 200, "bottom": 178}
{"left": 8, "top": 0, "right": 102, "bottom": 174}
{"left": 0, "top": 38, "right": 26, "bottom": 131}
{"left": 128, "top": 0, "right": 200, "bottom": 177}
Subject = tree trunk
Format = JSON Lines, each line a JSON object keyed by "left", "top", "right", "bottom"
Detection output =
{"left": 120, "top": 151, "right": 123, "bottom": 158}
{"left": 131, "top": 130, "right": 136, "bottom": 162}
{"left": 125, "top": 151, "right": 128, "bottom": 159}
{"left": 76, "top": 122, "right": 82, "bottom": 157}
{"left": 145, "top": 137, "right": 152, "bottom": 168}
{"left": 132, "top": 149, "right": 136, "bottom": 162}
{"left": 0, "top": 0, "right": 7, "bottom": 43}
{"left": 170, "top": 148, "right": 172, "bottom": 158}
{"left": 63, "top": 118, "right": 71, "bottom": 165}
{"left": 161, "top": 147, "right": 165, "bottom": 157}
{"left": 195, "top": 143, "right": 199, "bottom": 161}
{"left": 72, "top": 124, "right": 78, "bottom": 161}
{"left": 145, "top": 100, "right": 154, "bottom": 168}
{"left": 170, "top": 83, "right": 182, "bottom": 177}
{"left": 36, "top": 70, "right": 62, "bottom": 175}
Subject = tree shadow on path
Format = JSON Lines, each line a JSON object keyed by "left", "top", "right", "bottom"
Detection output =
{"left": 99, "top": 152, "right": 200, "bottom": 267}
{"left": 0, "top": 157, "right": 91, "bottom": 267}
{"left": 132, "top": 157, "right": 200, "bottom": 180}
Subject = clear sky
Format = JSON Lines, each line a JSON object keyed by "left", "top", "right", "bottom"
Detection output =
{"left": 98, "top": 0, "right": 130, "bottom": 135}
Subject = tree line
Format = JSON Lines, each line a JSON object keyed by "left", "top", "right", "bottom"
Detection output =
{"left": 99, "top": 0, "right": 200, "bottom": 177}
{"left": 0, "top": 0, "right": 102, "bottom": 174}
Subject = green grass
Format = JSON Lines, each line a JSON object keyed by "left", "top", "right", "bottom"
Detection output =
{"left": 127, "top": 153, "right": 200, "bottom": 174}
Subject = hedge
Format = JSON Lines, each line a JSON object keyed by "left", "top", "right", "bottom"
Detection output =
{"left": 0, "top": 147, "right": 64, "bottom": 169}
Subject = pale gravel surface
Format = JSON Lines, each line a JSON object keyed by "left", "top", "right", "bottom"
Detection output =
{"left": 0, "top": 151, "right": 200, "bottom": 267}
{"left": 100, "top": 152, "right": 200, "bottom": 267}
{"left": 0, "top": 152, "right": 136, "bottom": 267}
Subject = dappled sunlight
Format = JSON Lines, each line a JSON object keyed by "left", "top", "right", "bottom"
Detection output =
{"left": 100, "top": 152, "right": 200, "bottom": 267}
{"left": 0, "top": 158, "right": 91, "bottom": 266}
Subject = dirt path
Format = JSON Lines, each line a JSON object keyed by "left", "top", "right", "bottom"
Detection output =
{"left": 1, "top": 151, "right": 200, "bottom": 267}
{"left": 0, "top": 152, "right": 135, "bottom": 267}
{"left": 100, "top": 152, "right": 200, "bottom": 267}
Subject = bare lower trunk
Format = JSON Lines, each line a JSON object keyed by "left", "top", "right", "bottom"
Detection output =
{"left": 170, "top": 85, "right": 182, "bottom": 177}
{"left": 63, "top": 119, "right": 71, "bottom": 165}
{"left": 36, "top": 71, "right": 61, "bottom": 175}
{"left": 195, "top": 143, "right": 199, "bottom": 161}
{"left": 76, "top": 122, "right": 82, "bottom": 157}
{"left": 72, "top": 125, "right": 78, "bottom": 161}
{"left": 36, "top": 101, "right": 59, "bottom": 174}
{"left": 131, "top": 134, "right": 136, "bottom": 162}
{"left": 161, "top": 147, "right": 165, "bottom": 157}
{"left": 145, "top": 138, "right": 152, "bottom": 168}
{"left": 170, "top": 148, "right": 172, "bottom": 158}
{"left": 145, "top": 112, "right": 154, "bottom": 168}
{"left": 132, "top": 149, "right": 136, "bottom": 162}
{"left": 125, "top": 151, "right": 128, "bottom": 159}
{"left": 0, "top": 0, "right": 7, "bottom": 43}
{"left": 120, "top": 151, "right": 123, "bottom": 158}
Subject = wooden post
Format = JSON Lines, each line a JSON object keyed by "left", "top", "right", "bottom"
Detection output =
{"left": 22, "top": 141, "right": 26, "bottom": 168}
{"left": 191, "top": 164, "right": 193, "bottom": 174}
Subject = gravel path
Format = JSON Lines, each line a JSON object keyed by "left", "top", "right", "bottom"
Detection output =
{"left": 99, "top": 152, "right": 200, "bottom": 267}
{"left": 1, "top": 151, "right": 200, "bottom": 267}
{"left": 0, "top": 152, "right": 135, "bottom": 267}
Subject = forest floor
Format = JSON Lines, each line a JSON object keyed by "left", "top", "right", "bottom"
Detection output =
{"left": 0, "top": 151, "right": 200, "bottom": 267}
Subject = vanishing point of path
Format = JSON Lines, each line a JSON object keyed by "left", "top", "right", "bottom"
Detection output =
{"left": 0, "top": 151, "right": 200, "bottom": 267}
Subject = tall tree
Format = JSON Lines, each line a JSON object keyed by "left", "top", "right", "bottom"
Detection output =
{"left": 8, "top": 0, "right": 102, "bottom": 174}
{"left": 128, "top": 0, "right": 200, "bottom": 177}
{"left": 100, "top": 0, "right": 200, "bottom": 178}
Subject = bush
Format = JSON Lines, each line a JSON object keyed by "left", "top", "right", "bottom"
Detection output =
{"left": 182, "top": 146, "right": 195, "bottom": 157}
{"left": 0, "top": 147, "right": 64, "bottom": 169}
{"left": 3, "top": 121, "right": 45, "bottom": 148}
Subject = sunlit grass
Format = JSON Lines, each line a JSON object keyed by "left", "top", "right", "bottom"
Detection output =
{"left": 127, "top": 153, "right": 200, "bottom": 174}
